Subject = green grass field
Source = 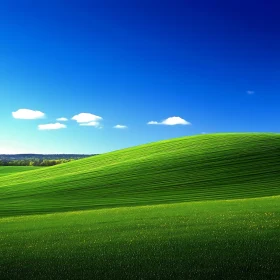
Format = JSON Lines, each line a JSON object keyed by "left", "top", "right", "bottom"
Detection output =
{"left": 0, "top": 166, "right": 41, "bottom": 177}
{"left": 0, "top": 133, "right": 279, "bottom": 279}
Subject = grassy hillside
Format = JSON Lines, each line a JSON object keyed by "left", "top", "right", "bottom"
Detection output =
{"left": 0, "top": 133, "right": 280, "bottom": 279}
{"left": 0, "top": 133, "right": 280, "bottom": 217}
{"left": 0, "top": 196, "right": 279, "bottom": 280}
{"left": 0, "top": 166, "right": 41, "bottom": 177}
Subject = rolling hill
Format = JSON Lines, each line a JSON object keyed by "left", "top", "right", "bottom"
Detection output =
{"left": 0, "top": 133, "right": 279, "bottom": 217}
{"left": 0, "top": 133, "right": 279, "bottom": 279}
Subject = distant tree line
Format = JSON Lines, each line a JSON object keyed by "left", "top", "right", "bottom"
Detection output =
{"left": 0, "top": 159, "right": 74, "bottom": 167}
{"left": 0, "top": 154, "right": 96, "bottom": 167}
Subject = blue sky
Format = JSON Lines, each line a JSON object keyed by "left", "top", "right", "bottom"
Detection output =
{"left": 1, "top": 0, "right": 280, "bottom": 154}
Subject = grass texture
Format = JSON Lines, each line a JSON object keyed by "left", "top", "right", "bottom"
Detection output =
{"left": 0, "top": 133, "right": 279, "bottom": 279}
{"left": 0, "top": 133, "right": 280, "bottom": 217}
{"left": 0, "top": 166, "right": 40, "bottom": 177}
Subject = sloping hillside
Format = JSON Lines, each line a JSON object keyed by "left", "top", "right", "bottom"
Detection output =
{"left": 0, "top": 166, "right": 41, "bottom": 177}
{"left": 1, "top": 133, "right": 280, "bottom": 280}
{"left": 0, "top": 133, "right": 280, "bottom": 217}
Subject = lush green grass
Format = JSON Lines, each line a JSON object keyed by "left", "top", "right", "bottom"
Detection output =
{"left": 0, "top": 133, "right": 280, "bottom": 279}
{"left": 0, "top": 166, "right": 41, "bottom": 177}
{"left": 0, "top": 196, "right": 279, "bottom": 280}
{"left": 0, "top": 133, "right": 280, "bottom": 217}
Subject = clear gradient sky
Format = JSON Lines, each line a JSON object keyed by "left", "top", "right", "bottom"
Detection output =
{"left": 1, "top": 0, "right": 279, "bottom": 154}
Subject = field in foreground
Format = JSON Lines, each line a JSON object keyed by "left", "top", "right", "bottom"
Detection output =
{"left": 0, "top": 196, "right": 279, "bottom": 280}
{"left": 0, "top": 133, "right": 279, "bottom": 279}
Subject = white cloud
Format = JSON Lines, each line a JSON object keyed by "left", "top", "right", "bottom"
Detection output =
{"left": 114, "top": 125, "right": 127, "bottom": 129}
{"left": 148, "top": 116, "right": 191, "bottom": 126}
{"left": 80, "top": 121, "right": 101, "bottom": 127}
{"left": 12, "top": 109, "right": 45, "bottom": 119}
{"left": 38, "top": 123, "right": 66, "bottom": 130}
{"left": 72, "top": 113, "right": 103, "bottom": 128}
{"left": 72, "top": 113, "right": 102, "bottom": 123}
{"left": 56, "top": 117, "right": 68, "bottom": 121}
{"left": 247, "top": 90, "right": 255, "bottom": 95}
{"left": 162, "top": 117, "right": 191, "bottom": 125}
{"left": 147, "top": 121, "right": 159, "bottom": 125}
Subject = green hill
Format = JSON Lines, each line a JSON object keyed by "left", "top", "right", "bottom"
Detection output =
{"left": 0, "top": 166, "right": 41, "bottom": 177}
{"left": 0, "top": 133, "right": 280, "bottom": 217}
{"left": 0, "top": 133, "right": 280, "bottom": 279}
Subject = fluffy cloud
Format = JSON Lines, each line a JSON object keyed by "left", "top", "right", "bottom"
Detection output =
{"left": 12, "top": 109, "right": 45, "bottom": 119}
{"left": 56, "top": 117, "right": 68, "bottom": 121}
{"left": 148, "top": 116, "right": 191, "bottom": 126}
{"left": 162, "top": 117, "right": 191, "bottom": 125}
{"left": 72, "top": 113, "right": 102, "bottom": 123}
{"left": 72, "top": 113, "right": 103, "bottom": 128}
{"left": 114, "top": 125, "right": 127, "bottom": 129}
{"left": 80, "top": 121, "right": 101, "bottom": 127}
{"left": 38, "top": 123, "right": 66, "bottom": 130}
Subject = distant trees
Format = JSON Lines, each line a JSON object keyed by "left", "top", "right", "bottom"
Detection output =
{"left": 0, "top": 159, "right": 74, "bottom": 167}
{"left": 0, "top": 154, "right": 95, "bottom": 167}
